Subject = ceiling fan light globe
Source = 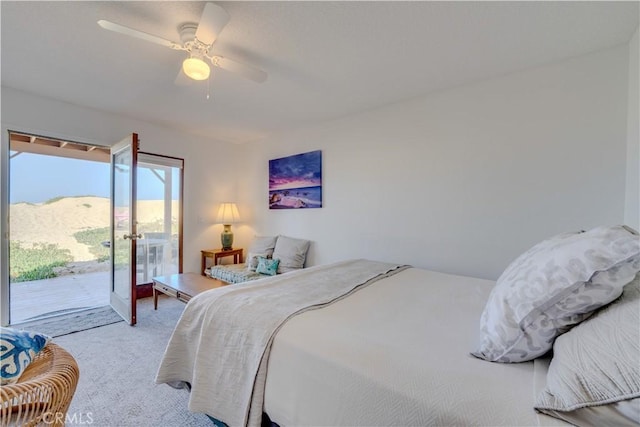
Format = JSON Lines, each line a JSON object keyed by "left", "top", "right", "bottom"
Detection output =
{"left": 183, "top": 57, "right": 210, "bottom": 81}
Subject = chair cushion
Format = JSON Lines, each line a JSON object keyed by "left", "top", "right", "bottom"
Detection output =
{"left": 208, "top": 264, "right": 265, "bottom": 284}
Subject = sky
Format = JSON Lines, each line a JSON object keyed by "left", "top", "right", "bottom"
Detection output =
{"left": 269, "top": 150, "right": 322, "bottom": 190}
{"left": 9, "top": 152, "right": 177, "bottom": 203}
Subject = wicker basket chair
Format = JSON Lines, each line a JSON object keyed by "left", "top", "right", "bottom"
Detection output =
{"left": 0, "top": 343, "right": 80, "bottom": 427}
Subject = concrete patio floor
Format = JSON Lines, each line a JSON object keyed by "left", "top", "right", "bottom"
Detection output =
{"left": 9, "top": 270, "right": 110, "bottom": 324}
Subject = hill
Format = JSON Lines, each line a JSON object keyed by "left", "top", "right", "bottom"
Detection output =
{"left": 9, "top": 196, "right": 171, "bottom": 262}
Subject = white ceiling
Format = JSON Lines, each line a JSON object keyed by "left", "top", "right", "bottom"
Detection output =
{"left": 1, "top": 1, "right": 638, "bottom": 144}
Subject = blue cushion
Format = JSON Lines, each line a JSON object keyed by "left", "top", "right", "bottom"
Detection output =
{"left": 0, "top": 327, "right": 51, "bottom": 385}
{"left": 256, "top": 257, "right": 280, "bottom": 276}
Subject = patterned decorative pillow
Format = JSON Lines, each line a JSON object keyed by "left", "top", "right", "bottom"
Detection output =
{"left": 473, "top": 225, "right": 640, "bottom": 363}
{"left": 535, "top": 275, "right": 640, "bottom": 422}
{"left": 256, "top": 256, "right": 279, "bottom": 276}
{"left": 272, "top": 235, "right": 311, "bottom": 274}
{"left": 246, "top": 252, "right": 270, "bottom": 272}
{"left": 1, "top": 327, "right": 51, "bottom": 385}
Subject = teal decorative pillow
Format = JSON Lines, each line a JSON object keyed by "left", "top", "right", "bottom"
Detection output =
{"left": 256, "top": 256, "right": 280, "bottom": 276}
{"left": 246, "top": 252, "right": 270, "bottom": 271}
{"left": 1, "top": 327, "right": 51, "bottom": 385}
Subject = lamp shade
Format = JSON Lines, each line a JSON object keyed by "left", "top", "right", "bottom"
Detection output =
{"left": 216, "top": 203, "right": 240, "bottom": 224}
{"left": 183, "top": 56, "right": 210, "bottom": 81}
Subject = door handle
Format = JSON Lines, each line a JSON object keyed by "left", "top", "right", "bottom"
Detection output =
{"left": 123, "top": 234, "right": 142, "bottom": 240}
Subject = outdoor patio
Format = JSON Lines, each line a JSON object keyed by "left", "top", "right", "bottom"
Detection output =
{"left": 10, "top": 270, "right": 110, "bottom": 324}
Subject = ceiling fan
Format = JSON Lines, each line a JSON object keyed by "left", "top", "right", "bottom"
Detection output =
{"left": 98, "top": 2, "right": 267, "bottom": 84}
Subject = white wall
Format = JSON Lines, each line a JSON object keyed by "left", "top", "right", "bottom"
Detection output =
{"left": 238, "top": 45, "right": 629, "bottom": 280}
{"left": 1, "top": 41, "right": 633, "bottom": 285}
{"left": 0, "top": 87, "right": 239, "bottom": 276}
{"left": 625, "top": 28, "right": 639, "bottom": 230}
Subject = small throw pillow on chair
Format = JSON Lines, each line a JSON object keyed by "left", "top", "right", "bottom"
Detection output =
{"left": 0, "top": 327, "right": 51, "bottom": 385}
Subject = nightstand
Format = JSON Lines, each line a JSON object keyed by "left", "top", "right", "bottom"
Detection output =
{"left": 201, "top": 248, "right": 243, "bottom": 276}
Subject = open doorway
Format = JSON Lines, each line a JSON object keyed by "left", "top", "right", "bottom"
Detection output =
{"left": 4, "top": 132, "right": 183, "bottom": 325}
{"left": 8, "top": 132, "right": 111, "bottom": 323}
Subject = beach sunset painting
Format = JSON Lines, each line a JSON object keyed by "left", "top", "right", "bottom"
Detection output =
{"left": 269, "top": 150, "right": 322, "bottom": 209}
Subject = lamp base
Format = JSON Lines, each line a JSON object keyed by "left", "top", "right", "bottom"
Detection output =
{"left": 221, "top": 224, "right": 234, "bottom": 251}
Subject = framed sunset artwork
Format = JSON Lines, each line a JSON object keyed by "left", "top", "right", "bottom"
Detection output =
{"left": 269, "top": 150, "right": 322, "bottom": 209}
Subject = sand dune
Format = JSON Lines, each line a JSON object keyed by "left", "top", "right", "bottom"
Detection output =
{"left": 10, "top": 196, "right": 173, "bottom": 261}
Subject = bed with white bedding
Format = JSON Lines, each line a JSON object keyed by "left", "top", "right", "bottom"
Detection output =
{"left": 263, "top": 267, "right": 558, "bottom": 426}
{"left": 156, "top": 225, "right": 640, "bottom": 427}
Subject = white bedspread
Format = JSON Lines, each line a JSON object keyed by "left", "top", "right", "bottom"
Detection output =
{"left": 155, "top": 259, "right": 408, "bottom": 427}
{"left": 264, "top": 268, "right": 566, "bottom": 426}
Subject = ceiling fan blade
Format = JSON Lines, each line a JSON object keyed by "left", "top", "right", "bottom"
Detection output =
{"left": 98, "top": 20, "right": 181, "bottom": 49}
{"left": 174, "top": 67, "right": 192, "bottom": 86}
{"left": 214, "top": 56, "right": 267, "bottom": 83}
{"left": 195, "top": 2, "right": 230, "bottom": 45}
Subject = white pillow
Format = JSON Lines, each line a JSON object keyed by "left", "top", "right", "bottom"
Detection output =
{"left": 246, "top": 236, "right": 278, "bottom": 271}
{"left": 249, "top": 236, "right": 277, "bottom": 255}
{"left": 271, "top": 235, "right": 310, "bottom": 274}
{"left": 535, "top": 275, "right": 640, "bottom": 421}
{"left": 472, "top": 225, "right": 640, "bottom": 363}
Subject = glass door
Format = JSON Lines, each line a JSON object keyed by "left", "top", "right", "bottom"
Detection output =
{"left": 136, "top": 153, "right": 183, "bottom": 284}
{"left": 110, "top": 134, "right": 138, "bottom": 325}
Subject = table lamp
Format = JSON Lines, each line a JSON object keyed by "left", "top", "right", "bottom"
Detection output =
{"left": 216, "top": 203, "right": 240, "bottom": 250}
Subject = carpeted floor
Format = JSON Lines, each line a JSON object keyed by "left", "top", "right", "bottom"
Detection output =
{"left": 16, "top": 306, "right": 123, "bottom": 337}
{"left": 53, "top": 296, "right": 212, "bottom": 426}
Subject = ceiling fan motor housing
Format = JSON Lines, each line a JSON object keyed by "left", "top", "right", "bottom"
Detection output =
{"left": 179, "top": 23, "right": 198, "bottom": 45}
{"left": 180, "top": 23, "right": 213, "bottom": 60}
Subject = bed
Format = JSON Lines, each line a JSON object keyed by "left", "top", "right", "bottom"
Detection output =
{"left": 156, "top": 226, "right": 640, "bottom": 427}
{"left": 262, "top": 266, "right": 558, "bottom": 426}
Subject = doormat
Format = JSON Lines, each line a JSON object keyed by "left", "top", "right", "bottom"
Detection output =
{"left": 14, "top": 306, "right": 124, "bottom": 337}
